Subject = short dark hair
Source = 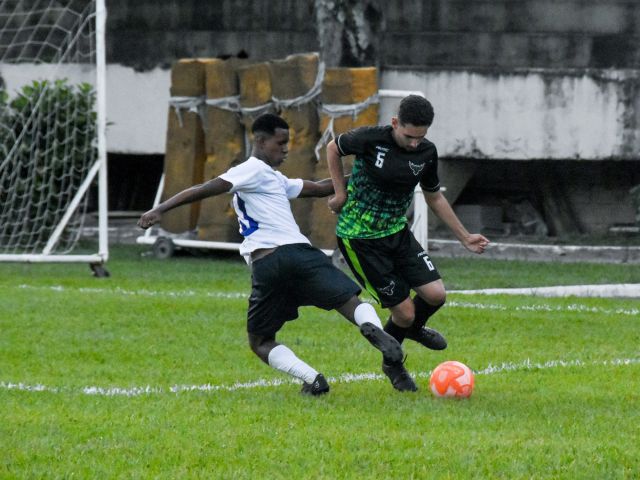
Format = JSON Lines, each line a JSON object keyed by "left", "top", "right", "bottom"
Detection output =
{"left": 398, "top": 95, "right": 434, "bottom": 127}
{"left": 251, "top": 113, "right": 289, "bottom": 136}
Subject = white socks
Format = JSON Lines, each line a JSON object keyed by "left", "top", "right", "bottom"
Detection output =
{"left": 266, "top": 304, "right": 383, "bottom": 384}
{"left": 353, "top": 302, "right": 383, "bottom": 329}
{"left": 267, "top": 344, "right": 318, "bottom": 384}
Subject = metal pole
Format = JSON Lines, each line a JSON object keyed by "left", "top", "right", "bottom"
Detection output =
{"left": 95, "top": 0, "right": 109, "bottom": 262}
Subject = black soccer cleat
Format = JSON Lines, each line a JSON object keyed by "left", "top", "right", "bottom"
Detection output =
{"left": 406, "top": 326, "right": 448, "bottom": 351}
{"left": 359, "top": 322, "right": 403, "bottom": 364}
{"left": 301, "top": 373, "right": 330, "bottom": 396}
{"left": 382, "top": 358, "right": 418, "bottom": 392}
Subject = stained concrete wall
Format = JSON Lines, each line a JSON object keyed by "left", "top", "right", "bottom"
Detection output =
{"left": 383, "top": 0, "right": 640, "bottom": 68}
{"left": 3, "top": 64, "right": 638, "bottom": 160}
{"left": 5, "top": 0, "right": 638, "bottom": 157}
{"left": 106, "top": 0, "right": 640, "bottom": 70}
{"left": 381, "top": 68, "right": 640, "bottom": 160}
{"left": 106, "top": 0, "right": 317, "bottom": 70}
{"left": 99, "top": 0, "right": 640, "bottom": 159}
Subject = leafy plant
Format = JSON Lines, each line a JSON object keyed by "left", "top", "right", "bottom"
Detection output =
{"left": 0, "top": 79, "right": 97, "bottom": 252}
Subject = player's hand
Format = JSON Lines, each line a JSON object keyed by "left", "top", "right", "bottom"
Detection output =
{"left": 137, "top": 209, "right": 161, "bottom": 229}
{"left": 463, "top": 234, "right": 490, "bottom": 254}
{"left": 328, "top": 193, "right": 347, "bottom": 214}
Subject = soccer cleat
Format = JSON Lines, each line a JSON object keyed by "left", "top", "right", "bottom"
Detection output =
{"left": 300, "top": 373, "right": 330, "bottom": 396}
{"left": 405, "top": 326, "right": 448, "bottom": 351}
{"left": 359, "top": 322, "right": 403, "bottom": 364}
{"left": 382, "top": 358, "right": 418, "bottom": 392}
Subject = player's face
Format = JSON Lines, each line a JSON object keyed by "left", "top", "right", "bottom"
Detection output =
{"left": 391, "top": 117, "right": 428, "bottom": 151}
{"left": 260, "top": 128, "right": 289, "bottom": 167}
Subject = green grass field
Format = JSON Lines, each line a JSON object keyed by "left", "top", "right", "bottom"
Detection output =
{"left": 1, "top": 246, "right": 639, "bottom": 479}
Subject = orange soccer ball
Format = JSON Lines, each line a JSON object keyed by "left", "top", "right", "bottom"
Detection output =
{"left": 429, "top": 361, "right": 475, "bottom": 398}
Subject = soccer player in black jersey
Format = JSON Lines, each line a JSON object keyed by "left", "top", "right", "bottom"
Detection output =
{"left": 326, "top": 95, "right": 490, "bottom": 392}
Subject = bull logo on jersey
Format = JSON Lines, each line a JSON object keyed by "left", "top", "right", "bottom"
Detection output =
{"left": 409, "top": 161, "right": 425, "bottom": 176}
{"left": 378, "top": 280, "right": 396, "bottom": 296}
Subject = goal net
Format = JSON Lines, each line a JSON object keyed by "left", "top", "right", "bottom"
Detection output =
{"left": 0, "top": 0, "right": 107, "bottom": 265}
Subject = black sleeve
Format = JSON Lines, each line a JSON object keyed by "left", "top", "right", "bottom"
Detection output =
{"left": 335, "top": 127, "right": 374, "bottom": 157}
{"left": 419, "top": 145, "right": 440, "bottom": 192}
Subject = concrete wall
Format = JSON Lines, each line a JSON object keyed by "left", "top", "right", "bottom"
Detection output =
{"left": 5, "top": 63, "right": 637, "bottom": 162}
{"left": 106, "top": 0, "right": 317, "bottom": 69}
{"left": 381, "top": 68, "right": 640, "bottom": 160}
{"left": 5, "top": 0, "right": 638, "bottom": 158}
{"left": 104, "top": 0, "right": 640, "bottom": 159}
{"left": 105, "top": 0, "right": 640, "bottom": 70}
{"left": 383, "top": 0, "right": 640, "bottom": 68}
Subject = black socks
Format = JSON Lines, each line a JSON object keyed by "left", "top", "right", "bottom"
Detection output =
{"left": 383, "top": 317, "right": 409, "bottom": 345}
{"left": 411, "top": 295, "right": 444, "bottom": 331}
{"left": 384, "top": 296, "right": 445, "bottom": 345}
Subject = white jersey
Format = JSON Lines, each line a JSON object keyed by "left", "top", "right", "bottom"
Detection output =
{"left": 219, "top": 156, "right": 311, "bottom": 259}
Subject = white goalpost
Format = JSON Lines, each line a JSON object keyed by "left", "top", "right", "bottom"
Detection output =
{"left": 0, "top": 0, "right": 108, "bottom": 274}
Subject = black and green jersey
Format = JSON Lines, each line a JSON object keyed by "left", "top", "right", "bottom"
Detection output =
{"left": 335, "top": 125, "right": 440, "bottom": 239}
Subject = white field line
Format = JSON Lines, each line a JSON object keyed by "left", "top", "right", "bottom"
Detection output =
{"left": 451, "top": 283, "right": 640, "bottom": 298}
{"left": 16, "top": 284, "right": 640, "bottom": 299}
{"left": 14, "top": 284, "right": 640, "bottom": 316}
{"left": 446, "top": 300, "right": 639, "bottom": 316}
{"left": 16, "top": 284, "right": 247, "bottom": 300}
{"left": 2, "top": 357, "right": 639, "bottom": 397}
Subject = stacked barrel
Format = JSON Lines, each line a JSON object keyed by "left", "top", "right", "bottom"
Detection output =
{"left": 198, "top": 58, "right": 246, "bottom": 242}
{"left": 160, "top": 59, "right": 208, "bottom": 234}
{"left": 308, "top": 67, "right": 378, "bottom": 248}
{"left": 160, "top": 53, "right": 378, "bottom": 250}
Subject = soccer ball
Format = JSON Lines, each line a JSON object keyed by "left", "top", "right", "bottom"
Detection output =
{"left": 429, "top": 360, "right": 475, "bottom": 398}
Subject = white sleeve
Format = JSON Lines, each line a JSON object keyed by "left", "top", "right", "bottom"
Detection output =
{"left": 219, "top": 160, "right": 262, "bottom": 192}
{"left": 275, "top": 171, "right": 303, "bottom": 199}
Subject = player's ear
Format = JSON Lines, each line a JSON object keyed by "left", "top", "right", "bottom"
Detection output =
{"left": 391, "top": 117, "right": 399, "bottom": 129}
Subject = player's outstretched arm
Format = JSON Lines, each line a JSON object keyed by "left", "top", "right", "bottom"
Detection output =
{"left": 326, "top": 140, "right": 348, "bottom": 213}
{"left": 137, "top": 177, "right": 233, "bottom": 229}
{"left": 424, "top": 190, "right": 490, "bottom": 254}
{"left": 299, "top": 178, "right": 334, "bottom": 198}
{"left": 299, "top": 175, "right": 350, "bottom": 198}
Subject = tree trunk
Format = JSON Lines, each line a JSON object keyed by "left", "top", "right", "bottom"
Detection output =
{"left": 314, "top": 0, "right": 385, "bottom": 67}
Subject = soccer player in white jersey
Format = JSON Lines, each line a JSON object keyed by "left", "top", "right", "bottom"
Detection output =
{"left": 138, "top": 113, "right": 405, "bottom": 396}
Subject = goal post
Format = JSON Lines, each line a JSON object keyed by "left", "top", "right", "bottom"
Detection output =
{"left": 0, "top": 0, "right": 108, "bottom": 269}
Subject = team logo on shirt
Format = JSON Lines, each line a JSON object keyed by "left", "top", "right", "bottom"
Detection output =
{"left": 378, "top": 280, "right": 396, "bottom": 296}
{"left": 409, "top": 161, "right": 425, "bottom": 176}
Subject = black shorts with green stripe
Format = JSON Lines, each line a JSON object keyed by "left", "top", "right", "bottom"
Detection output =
{"left": 336, "top": 226, "right": 441, "bottom": 308}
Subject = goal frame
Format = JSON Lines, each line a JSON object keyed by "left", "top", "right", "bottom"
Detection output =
{"left": 0, "top": 0, "right": 109, "bottom": 266}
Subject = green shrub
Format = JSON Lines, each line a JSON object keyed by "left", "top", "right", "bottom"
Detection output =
{"left": 0, "top": 79, "right": 97, "bottom": 252}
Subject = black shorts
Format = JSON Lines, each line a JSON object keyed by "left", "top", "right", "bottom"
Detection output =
{"left": 337, "top": 226, "right": 441, "bottom": 308}
{"left": 247, "top": 243, "right": 361, "bottom": 336}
